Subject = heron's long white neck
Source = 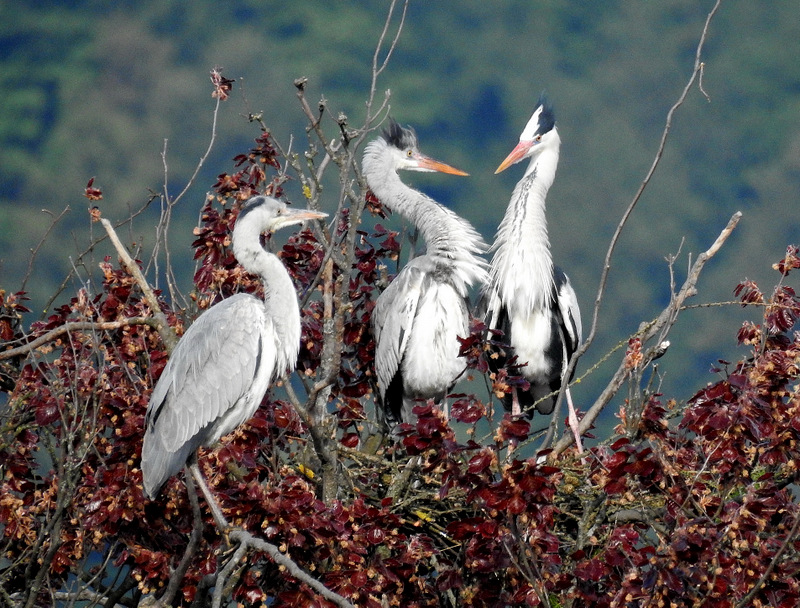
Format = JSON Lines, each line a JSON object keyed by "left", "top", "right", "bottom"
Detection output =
{"left": 488, "top": 140, "right": 559, "bottom": 319}
{"left": 233, "top": 224, "right": 301, "bottom": 374}
{"left": 364, "top": 147, "right": 488, "bottom": 296}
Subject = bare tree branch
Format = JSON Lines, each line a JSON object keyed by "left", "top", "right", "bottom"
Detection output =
{"left": 99, "top": 218, "right": 178, "bottom": 353}
{"left": 20, "top": 207, "right": 71, "bottom": 294}
{"left": 363, "top": 0, "right": 409, "bottom": 128}
{"left": 549, "top": 0, "right": 724, "bottom": 448}
{"left": 8, "top": 590, "right": 127, "bottom": 608}
{"left": 551, "top": 210, "right": 741, "bottom": 457}
{"left": 581, "top": 0, "right": 723, "bottom": 354}
{"left": 0, "top": 318, "right": 152, "bottom": 361}
{"left": 226, "top": 529, "right": 357, "bottom": 608}
{"left": 153, "top": 93, "right": 224, "bottom": 307}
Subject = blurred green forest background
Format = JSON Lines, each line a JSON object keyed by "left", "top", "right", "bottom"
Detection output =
{"left": 2, "top": 1, "right": 799, "bottom": 418}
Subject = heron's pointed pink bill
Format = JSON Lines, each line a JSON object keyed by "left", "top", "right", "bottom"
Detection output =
{"left": 495, "top": 140, "right": 534, "bottom": 174}
{"left": 417, "top": 155, "right": 469, "bottom": 176}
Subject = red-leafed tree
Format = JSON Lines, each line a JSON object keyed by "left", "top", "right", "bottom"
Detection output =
{"left": 3, "top": 2, "right": 800, "bottom": 607}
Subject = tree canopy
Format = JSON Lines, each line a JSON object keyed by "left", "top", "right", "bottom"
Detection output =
{"left": 2, "top": 1, "right": 800, "bottom": 405}
{"left": 2, "top": 2, "right": 800, "bottom": 607}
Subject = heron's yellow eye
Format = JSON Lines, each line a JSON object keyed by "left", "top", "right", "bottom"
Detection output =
{"left": 406, "top": 149, "right": 413, "bottom": 157}
{"left": 535, "top": 134, "right": 542, "bottom": 142}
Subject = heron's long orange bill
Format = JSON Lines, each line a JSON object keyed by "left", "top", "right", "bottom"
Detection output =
{"left": 494, "top": 140, "right": 534, "bottom": 174}
{"left": 286, "top": 208, "right": 328, "bottom": 221}
{"left": 417, "top": 155, "right": 469, "bottom": 176}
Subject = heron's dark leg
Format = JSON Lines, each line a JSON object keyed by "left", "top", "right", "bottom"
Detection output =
{"left": 565, "top": 387, "right": 584, "bottom": 454}
{"left": 511, "top": 388, "right": 521, "bottom": 417}
{"left": 504, "top": 388, "right": 522, "bottom": 460}
{"left": 187, "top": 461, "right": 231, "bottom": 532}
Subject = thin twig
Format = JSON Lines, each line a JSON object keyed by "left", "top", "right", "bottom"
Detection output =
{"left": 99, "top": 218, "right": 178, "bottom": 353}
{"left": 154, "top": 95, "right": 223, "bottom": 307}
{"left": 733, "top": 509, "right": 800, "bottom": 608}
{"left": 0, "top": 318, "right": 153, "bottom": 361}
{"left": 591, "top": 0, "right": 722, "bottom": 351}
{"left": 170, "top": 96, "right": 222, "bottom": 207}
{"left": 42, "top": 197, "right": 158, "bottom": 316}
{"left": 354, "top": 0, "right": 407, "bottom": 144}
{"left": 20, "top": 207, "right": 71, "bottom": 293}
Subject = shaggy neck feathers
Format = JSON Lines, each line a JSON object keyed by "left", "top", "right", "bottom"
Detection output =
{"left": 363, "top": 138, "right": 488, "bottom": 295}
{"left": 488, "top": 133, "right": 560, "bottom": 318}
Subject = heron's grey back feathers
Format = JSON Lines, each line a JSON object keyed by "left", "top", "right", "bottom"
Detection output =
{"left": 372, "top": 259, "right": 470, "bottom": 422}
{"left": 142, "top": 294, "right": 278, "bottom": 498}
{"left": 140, "top": 196, "right": 315, "bottom": 499}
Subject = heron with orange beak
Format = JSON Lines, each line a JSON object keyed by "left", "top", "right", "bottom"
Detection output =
{"left": 363, "top": 120, "right": 489, "bottom": 429}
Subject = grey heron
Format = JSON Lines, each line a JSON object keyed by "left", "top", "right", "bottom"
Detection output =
{"left": 482, "top": 98, "right": 583, "bottom": 450}
{"left": 141, "top": 195, "right": 327, "bottom": 504}
{"left": 363, "top": 120, "right": 489, "bottom": 429}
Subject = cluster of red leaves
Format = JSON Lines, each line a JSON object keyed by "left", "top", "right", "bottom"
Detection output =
{"left": 0, "top": 290, "right": 29, "bottom": 391}
{"left": 84, "top": 176, "right": 103, "bottom": 201}
{"left": 0, "top": 258, "right": 176, "bottom": 599}
{"left": 213, "top": 129, "right": 283, "bottom": 202}
{"left": 371, "top": 244, "right": 800, "bottom": 607}
{"left": 553, "top": 245, "right": 800, "bottom": 608}
{"left": 210, "top": 67, "right": 234, "bottom": 101}
{"left": 0, "top": 290, "right": 29, "bottom": 342}
{"left": 191, "top": 196, "right": 239, "bottom": 299}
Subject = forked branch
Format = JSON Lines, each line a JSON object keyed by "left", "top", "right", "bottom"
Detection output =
{"left": 99, "top": 218, "right": 178, "bottom": 353}
{"left": 551, "top": 210, "right": 741, "bottom": 457}
{"left": 550, "top": 0, "right": 724, "bottom": 444}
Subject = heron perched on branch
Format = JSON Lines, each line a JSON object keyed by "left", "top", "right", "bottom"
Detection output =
{"left": 363, "top": 120, "right": 489, "bottom": 428}
{"left": 482, "top": 98, "right": 583, "bottom": 450}
{"left": 141, "top": 195, "right": 327, "bottom": 511}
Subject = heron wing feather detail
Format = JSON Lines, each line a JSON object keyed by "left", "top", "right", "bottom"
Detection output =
{"left": 554, "top": 268, "right": 582, "bottom": 361}
{"left": 147, "top": 294, "right": 274, "bottom": 451}
{"left": 372, "top": 265, "right": 426, "bottom": 400}
{"left": 142, "top": 294, "right": 275, "bottom": 496}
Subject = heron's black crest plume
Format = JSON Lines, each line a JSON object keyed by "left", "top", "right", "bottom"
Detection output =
{"left": 536, "top": 96, "right": 556, "bottom": 135}
{"left": 236, "top": 195, "right": 269, "bottom": 223}
{"left": 383, "top": 119, "right": 418, "bottom": 150}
